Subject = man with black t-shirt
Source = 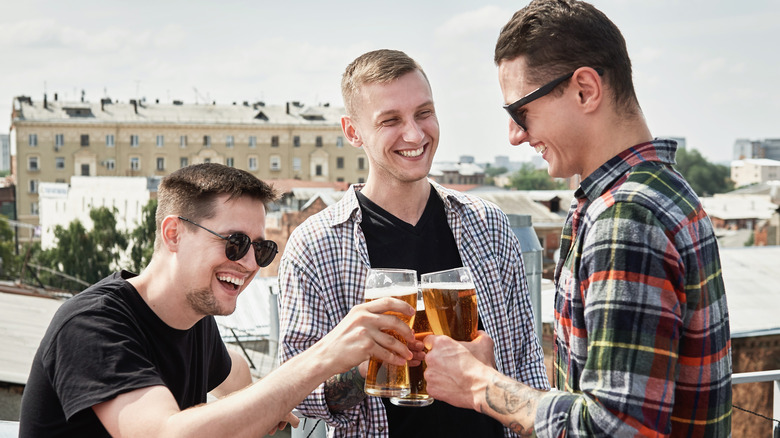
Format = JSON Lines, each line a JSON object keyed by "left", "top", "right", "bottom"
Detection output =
{"left": 20, "top": 163, "right": 418, "bottom": 437}
{"left": 278, "top": 49, "right": 549, "bottom": 437}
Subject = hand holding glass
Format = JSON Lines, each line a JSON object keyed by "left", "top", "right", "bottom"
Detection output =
{"left": 421, "top": 267, "right": 478, "bottom": 341}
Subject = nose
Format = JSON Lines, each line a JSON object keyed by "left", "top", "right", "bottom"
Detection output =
{"left": 402, "top": 120, "right": 425, "bottom": 144}
{"left": 237, "top": 243, "right": 261, "bottom": 270}
{"left": 507, "top": 118, "right": 528, "bottom": 146}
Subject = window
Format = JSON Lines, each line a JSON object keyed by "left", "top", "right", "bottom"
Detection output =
{"left": 180, "top": 135, "right": 187, "bottom": 148}
{"left": 55, "top": 134, "right": 64, "bottom": 149}
{"left": 28, "top": 156, "right": 39, "bottom": 171}
{"left": 271, "top": 136, "right": 279, "bottom": 147}
{"left": 106, "top": 134, "right": 115, "bottom": 147}
{"left": 226, "top": 136, "right": 234, "bottom": 148}
{"left": 203, "top": 158, "right": 211, "bottom": 164}
{"left": 130, "top": 135, "right": 139, "bottom": 147}
{"left": 203, "top": 135, "right": 211, "bottom": 147}
{"left": 180, "top": 157, "right": 188, "bottom": 168}
{"left": 358, "top": 157, "right": 365, "bottom": 170}
{"left": 80, "top": 134, "right": 89, "bottom": 146}
{"left": 292, "top": 157, "right": 301, "bottom": 171}
{"left": 31, "top": 202, "right": 39, "bottom": 216}
{"left": 29, "top": 134, "right": 37, "bottom": 147}
{"left": 336, "top": 136, "right": 344, "bottom": 148}
{"left": 270, "top": 156, "right": 281, "bottom": 171}
{"left": 156, "top": 135, "right": 164, "bottom": 147}
{"left": 55, "top": 157, "right": 65, "bottom": 170}
{"left": 226, "top": 157, "right": 234, "bottom": 167}
{"left": 29, "top": 179, "right": 38, "bottom": 194}
{"left": 315, "top": 165, "right": 323, "bottom": 176}
{"left": 156, "top": 157, "right": 165, "bottom": 171}
{"left": 81, "top": 164, "right": 90, "bottom": 176}
{"left": 337, "top": 157, "right": 344, "bottom": 169}
{"left": 293, "top": 136, "right": 300, "bottom": 147}
{"left": 249, "top": 136, "right": 257, "bottom": 148}
{"left": 315, "top": 136, "right": 323, "bottom": 147}
{"left": 106, "top": 159, "right": 116, "bottom": 170}
{"left": 248, "top": 157, "right": 258, "bottom": 170}
{"left": 358, "top": 177, "right": 365, "bottom": 184}
{"left": 130, "top": 157, "right": 140, "bottom": 171}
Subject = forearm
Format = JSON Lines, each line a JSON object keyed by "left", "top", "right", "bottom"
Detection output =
{"left": 476, "top": 371, "right": 546, "bottom": 438}
{"left": 324, "top": 366, "right": 367, "bottom": 412}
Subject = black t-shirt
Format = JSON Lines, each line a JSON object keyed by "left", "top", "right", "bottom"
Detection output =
{"left": 19, "top": 270, "right": 232, "bottom": 437}
{"left": 356, "top": 186, "right": 504, "bottom": 438}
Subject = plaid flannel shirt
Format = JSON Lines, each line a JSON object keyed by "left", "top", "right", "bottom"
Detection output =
{"left": 278, "top": 181, "right": 549, "bottom": 438}
{"left": 535, "top": 140, "right": 732, "bottom": 437}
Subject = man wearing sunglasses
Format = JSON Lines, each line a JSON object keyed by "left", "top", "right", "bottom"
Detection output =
{"left": 20, "top": 163, "right": 419, "bottom": 437}
{"left": 277, "top": 49, "right": 549, "bottom": 438}
{"left": 423, "top": 1, "right": 732, "bottom": 437}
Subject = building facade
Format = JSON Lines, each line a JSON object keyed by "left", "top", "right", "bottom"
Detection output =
{"left": 730, "top": 158, "right": 780, "bottom": 188}
{"left": 733, "top": 138, "right": 780, "bottom": 161}
{"left": 10, "top": 95, "right": 367, "bottom": 241}
{"left": 0, "top": 134, "right": 9, "bottom": 172}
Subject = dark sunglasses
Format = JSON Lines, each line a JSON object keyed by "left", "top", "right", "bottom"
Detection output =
{"left": 178, "top": 216, "right": 278, "bottom": 267}
{"left": 503, "top": 67, "right": 604, "bottom": 131}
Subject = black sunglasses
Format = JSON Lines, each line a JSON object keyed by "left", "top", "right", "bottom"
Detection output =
{"left": 503, "top": 68, "right": 604, "bottom": 131}
{"left": 178, "top": 216, "right": 278, "bottom": 267}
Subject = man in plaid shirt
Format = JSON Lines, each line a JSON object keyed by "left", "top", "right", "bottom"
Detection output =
{"left": 278, "top": 49, "right": 549, "bottom": 437}
{"left": 424, "top": 1, "right": 732, "bottom": 437}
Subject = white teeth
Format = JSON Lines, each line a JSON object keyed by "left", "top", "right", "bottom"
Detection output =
{"left": 217, "top": 275, "right": 244, "bottom": 286}
{"left": 534, "top": 144, "right": 547, "bottom": 154}
{"left": 398, "top": 147, "right": 423, "bottom": 157}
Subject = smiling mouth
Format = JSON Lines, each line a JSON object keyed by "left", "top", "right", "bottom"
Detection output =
{"left": 217, "top": 274, "right": 245, "bottom": 291}
{"left": 398, "top": 146, "right": 424, "bottom": 158}
{"left": 534, "top": 144, "right": 547, "bottom": 154}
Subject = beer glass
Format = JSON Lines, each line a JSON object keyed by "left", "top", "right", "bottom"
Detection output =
{"left": 363, "top": 268, "right": 418, "bottom": 398}
{"left": 421, "top": 267, "right": 478, "bottom": 341}
{"left": 390, "top": 291, "right": 434, "bottom": 407}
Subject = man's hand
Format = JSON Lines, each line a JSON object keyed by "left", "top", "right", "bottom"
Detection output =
{"left": 317, "top": 297, "right": 415, "bottom": 375}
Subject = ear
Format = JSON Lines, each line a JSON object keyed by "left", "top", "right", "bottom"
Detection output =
{"left": 160, "top": 215, "right": 182, "bottom": 253}
{"left": 341, "top": 115, "right": 363, "bottom": 148}
{"left": 572, "top": 67, "right": 603, "bottom": 114}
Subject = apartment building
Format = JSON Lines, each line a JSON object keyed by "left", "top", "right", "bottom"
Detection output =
{"left": 730, "top": 158, "right": 780, "bottom": 188}
{"left": 10, "top": 94, "right": 368, "bottom": 240}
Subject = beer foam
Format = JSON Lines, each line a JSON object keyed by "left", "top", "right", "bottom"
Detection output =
{"left": 364, "top": 285, "right": 418, "bottom": 300}
{"left": 422, "top": 282, "right": 476, "bottom": 291}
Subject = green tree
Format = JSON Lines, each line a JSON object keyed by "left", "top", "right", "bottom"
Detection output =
{"left": 508, "top": 163, "right": 568, "bottom": 190}
{"left": 0, "top": 216, "right": 20, "bottom": 280}
{"left": 129, "top": 199, "right": 157, "bottom": 273}
{"left": 35, "top": 207, "right": 128, "bottom": 285}
{"left": 674, "top": 148, "right": 734, "bottom": 196}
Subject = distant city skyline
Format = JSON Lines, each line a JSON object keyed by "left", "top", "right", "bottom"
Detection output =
{"left": 2, "top": 0, "right": 778, "bottom": 165}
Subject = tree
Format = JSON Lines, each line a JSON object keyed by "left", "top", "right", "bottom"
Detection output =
{"left": 129, "top": 199, "right": 157, "bottom": 273}
{"left": 34, "top": 207, "right": 128, "bottom": 285}
{"left": 508, "top": 163, "right": 568, "bottom": 190}
{"left": 674, "top": 148, "right": 734, "bottom": 196}
{"left": 0, "top": 216, "right": 20, "bottom": 280}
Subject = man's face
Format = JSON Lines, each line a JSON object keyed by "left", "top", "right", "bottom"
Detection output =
{"left": 498, "top": 57, "right": 584, "bottom": 179}
{"left": 344, "top": 70, "right": 439, "bottom": 186}
{"left": 177, "top": 194, "right": 266, "bottom": 318}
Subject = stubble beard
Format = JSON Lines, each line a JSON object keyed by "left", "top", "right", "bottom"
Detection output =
{"left": 186, "top": 287, "right": 234, "bottom": 317}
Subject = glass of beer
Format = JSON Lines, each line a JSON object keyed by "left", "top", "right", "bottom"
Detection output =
{"left": 363, "top": 268, "right": 418, "bottom": 398}
{"left": 390, "top": 290, "right": 434, "bottom": 407}
{"left": 421, "top": 267, "right": 478, "bottom": 341}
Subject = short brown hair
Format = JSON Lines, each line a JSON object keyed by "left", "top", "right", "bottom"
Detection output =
{"left": 341, "top": 49, "right": 429, "bottom": 118}
{"left": 495, "top": 0, "right": 639, "bottom": 114}
{"left": 154, "top": 163, "right": 277, "bottom": 249}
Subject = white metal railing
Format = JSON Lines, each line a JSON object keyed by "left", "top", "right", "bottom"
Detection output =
{"left": 732, "top": 369, "right": 780, "bottom": 435}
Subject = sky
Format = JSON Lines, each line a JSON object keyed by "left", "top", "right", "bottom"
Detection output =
{"left": 1, "top": 0, "right": 778, "bottom": 165}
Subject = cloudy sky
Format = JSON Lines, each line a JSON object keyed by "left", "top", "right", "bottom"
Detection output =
{"left": 2, "top": 0, "right": 778, "bottom": 165}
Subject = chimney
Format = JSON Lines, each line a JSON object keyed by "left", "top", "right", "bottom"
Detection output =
{"left": 44, "top": 93, "right": 48, "bottom": 109}
{"left": 130, "top": 99, "right": 138, "bottom": 114}
{"left": 286, "top": 102, "right": 290, "bottom": 114}
{"left": 54, "top": 92, "right": 58, "bottom": 101}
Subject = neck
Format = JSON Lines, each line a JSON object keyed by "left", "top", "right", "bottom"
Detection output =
{"left": 580, "top": 112, "right": 653, "bottom": 179}
{"left": 127, "top": 257, "right": 202, "bottom": 330}
{"left": 360, "top": 177, "right": 430, "bottom": 225}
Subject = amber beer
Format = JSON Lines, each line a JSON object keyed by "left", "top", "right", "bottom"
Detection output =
{"left": 363, "top": 269, "right": 418, "bottom": 398}
{"left": 421, "top": 267, "right": 478, "bottom": 341}
{"left": 390, "top": 298, "right": 434, "bottom": 407}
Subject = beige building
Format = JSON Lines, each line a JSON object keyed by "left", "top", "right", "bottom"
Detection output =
{"left": 730, "top": 158, "right": 780, "bottom": 188}
{"left": 10, "top": 95, "right": 368, "bottom": 240}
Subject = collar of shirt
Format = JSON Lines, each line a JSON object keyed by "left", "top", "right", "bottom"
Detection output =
{"left": 576, "top": 139, "right": 678, "bottom": 203}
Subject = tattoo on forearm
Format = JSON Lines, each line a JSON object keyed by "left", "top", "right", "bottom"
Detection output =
{"left": 324, "top": 366, "right": 367, "bottom": 412}
{"left": 484, "top": 376, "right": 537, "bottom": 437}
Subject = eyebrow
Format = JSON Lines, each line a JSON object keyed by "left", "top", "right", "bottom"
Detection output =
{"left": 373, "top": 100, "right": 435, "bottom": 121}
